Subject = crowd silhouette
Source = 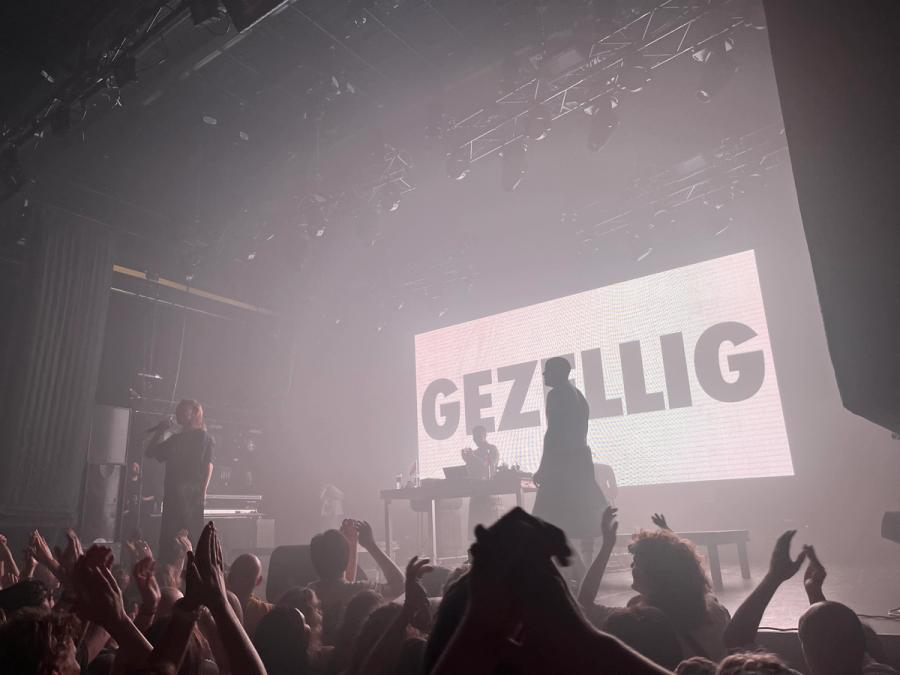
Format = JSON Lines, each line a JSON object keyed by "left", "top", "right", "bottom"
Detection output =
{"left": 0, "top": 503, "right": 895, "bottom": 674}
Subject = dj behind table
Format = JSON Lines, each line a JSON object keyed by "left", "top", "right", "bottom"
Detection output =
{"left": 380, "top": 465, "right": 537, "bottom": 563}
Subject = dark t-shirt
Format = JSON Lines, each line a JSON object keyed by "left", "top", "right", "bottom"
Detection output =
{"left": 310, "top": 578, "right": 392, "bottom": 645}
{"left": 150, "top": 428, "right": 215, "bottom": 510}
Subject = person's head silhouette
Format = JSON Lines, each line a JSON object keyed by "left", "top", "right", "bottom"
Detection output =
{"left": 472, "top": 425, "right": 488, "bottom": 447}
{"left": 543, "top": 357, "right": 572, "bottom": 388}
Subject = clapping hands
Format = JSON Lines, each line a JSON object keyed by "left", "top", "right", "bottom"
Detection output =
{"left": 651, "top": 513, "right": 670, "bottom": 531}
{"left": 55, "top": 528, "right": 84, "bottom": 584}
{"left": 802, "top": 545, "right": 827, "bottom": 603}
{"left": 133, "top": 556, "right": 161, "bottom": 609}
{"left": 29, "top": 530, "right": 58, "bottom": 571}
{"left": 124, "top": 537, "right": 153, "bottom": 566}
{"left": 183, "top": 522, "right": 228, "bottom": 613}
{"left": 72, "top": 545, "right": 125, "bottom": 627}
{"left": 174, "top": 529, "right": 192, "bottom": 555}
{"left": 767, "top": 530, "right": 806, "bottom": 584}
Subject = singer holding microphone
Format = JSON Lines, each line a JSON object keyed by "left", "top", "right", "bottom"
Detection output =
{"left": 146, "top": 398, "right": 214, "bottom": 563}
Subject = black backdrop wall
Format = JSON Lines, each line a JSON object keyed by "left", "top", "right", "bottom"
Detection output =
{"left": 0, "top": 208, "right": 112, "bottom": 529}
{"left": 764, "top": 0, "right": 900, "bottom": 434}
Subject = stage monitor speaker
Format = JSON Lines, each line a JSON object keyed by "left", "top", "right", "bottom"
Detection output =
{"left": 882, "top": 512, "right": 900, "bottom": 545}
{"left": 81, "top": 464, "right": 125, "bottom": 542}
{"left": 765, "top": 2, "right": 900, "bottom": 433}
{"left": 212, "top": 517, "right": 275, "bottom": 554}
{"left": 89, "top": 405, "right": 131, "bottom": 464}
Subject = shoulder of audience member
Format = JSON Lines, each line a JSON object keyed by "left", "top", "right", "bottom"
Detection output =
{"left": 705, "top": 595, "right": 731, "bottom": 621}
{"left": 863, "top": 657, "right": 900, "bottom": 675}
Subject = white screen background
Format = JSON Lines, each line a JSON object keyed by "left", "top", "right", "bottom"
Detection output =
{"left": 415, "top": 250, "right": 793, "bottom": 486}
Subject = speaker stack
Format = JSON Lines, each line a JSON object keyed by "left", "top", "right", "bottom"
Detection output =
{"left": 80, "top": 405, "right": 131, "bottom": 543}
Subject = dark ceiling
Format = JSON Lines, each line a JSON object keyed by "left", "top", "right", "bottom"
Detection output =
{"left": 1, "top": 0, "right": 772, "bottom": 314}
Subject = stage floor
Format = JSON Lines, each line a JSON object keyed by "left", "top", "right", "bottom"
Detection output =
{"left": 595, "top": 556, "right": 900, "bottom": 635}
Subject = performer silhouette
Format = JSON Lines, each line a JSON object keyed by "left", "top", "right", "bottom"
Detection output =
{"left": 533, "top": 357, "right": 607, "bottom": 566}
{"left": 146, "top": 399, "right": 214, "bottom": 564}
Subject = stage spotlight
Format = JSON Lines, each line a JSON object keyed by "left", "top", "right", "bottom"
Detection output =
{"left": 525, "top": 106, "right": 552, "bottom": 141}
{"left": 446, "top": 147, "right": 471, "bottom": 181}
{"left": 501, "top": 139, "right": 527, "bottom": 192}
{"left": 586, "top": 98, "right": 619, "bottom": 152}
{"left": 694, "top": 38, "right": 737, "bottom": 102}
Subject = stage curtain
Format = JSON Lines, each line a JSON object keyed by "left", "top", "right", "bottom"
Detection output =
{"left": 0, "top": 208, "right": 112, "bottom": 528}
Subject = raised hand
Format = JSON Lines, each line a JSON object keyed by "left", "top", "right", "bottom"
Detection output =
{"left": 73, "top": 545, "right": 126, "bottom": 627}
{"left": 55, "top": 528, "right": 84, "bottom": 584}
{"left": 356, "top": 520, "right": 377, "bottom": 551}
{"left": 651, "top": 513, "right": 670, "bottom": 531}
{"left": 802, "top": 545, "right": 827, "bottom": 603}
{"left": 21, "top": 546, "right": 38, "bottom": 579}
{"left": 600, "top": 506, "right": 619, "bottom": 549}
{"left": 174, "top": 531, "right": 191, "bottom": 555}
{"left": 135, "top": 539, "right": 155, "bottom": 560}
{"left": 404, "top": 556, "right": 434, "bottom": 630}
{"left": 133, "top": 557, "right": 161, "bottom": 608}
{"left": 767, "top": 530, "right": 806, "bottom": 583}
{"left": 183, "top": 522, "right": 228, "bottom": 612}
{"left": 30, "top": 530, "right": 57, "bottom": 571}
{"left": 340, "top": 518, "right": 359, "bottom": 545}
{"left": 0, "top": 533, "right": 20, "bottom": 583}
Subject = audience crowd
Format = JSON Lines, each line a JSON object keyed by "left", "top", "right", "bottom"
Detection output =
{"left": 0, "top": 505, "right": 895, "bottom": 674}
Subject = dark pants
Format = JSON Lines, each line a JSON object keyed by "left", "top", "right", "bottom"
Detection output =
{"left": 158, "top": 496, "right": 205, "bottom": 564}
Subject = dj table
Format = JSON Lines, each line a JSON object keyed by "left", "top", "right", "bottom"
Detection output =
{"left": 379, "top": 475, "right": 537, "bottom": 562}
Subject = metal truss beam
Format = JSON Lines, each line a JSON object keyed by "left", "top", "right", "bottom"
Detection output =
{"left": 450, "top": 0, "right": 753, "bottom": 164}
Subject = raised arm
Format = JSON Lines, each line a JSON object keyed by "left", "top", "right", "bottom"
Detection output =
{"left": 72, "top": 545, "right": 153, "bottom": 668}
{"left": 29, "top": 530, "right": 62, "bottom": 581}
{"left": 340, "top": 519, "right": 359, "bottom": 583}
{"left": 145, "top": 421, "right": 174, "bottom": 460}
{"left": 802, "top": 545, "right": 827, "bottom": 604}
{"left": 724, "top": 530, "right": 806, "bottom": 649}
{"left": 132, "top": 556, "right": 161, "bottom": 633}
{"left": 578, "top": 506, "right": 618, "bottom": 608}
{"left": 0, "top": 534, "right": 20, "bottom": 583}
{"left": 188, "top": 522, "right": 265, "bottom": 675}
{"left": 361, "top": 557, "right": 433, "bottom": 675}
{"left": 357, "top": 520, "right": 404, "bottom": 598}
{"left": 148, "top": 598, "right": 200, "bottom": 673}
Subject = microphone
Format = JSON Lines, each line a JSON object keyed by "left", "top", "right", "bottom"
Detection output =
{"left": 146, "top": 418, "right": 172, "bottom": 434}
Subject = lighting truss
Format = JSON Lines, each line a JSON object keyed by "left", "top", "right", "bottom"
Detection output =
{"left": 366, "top": 144, "right": 415, "bottom": 208}
{"left": 448, "top": 0, "right": 755, "bottom": 165}
{"left": 575, "top": 123, "right": 789, "bottom": 248}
